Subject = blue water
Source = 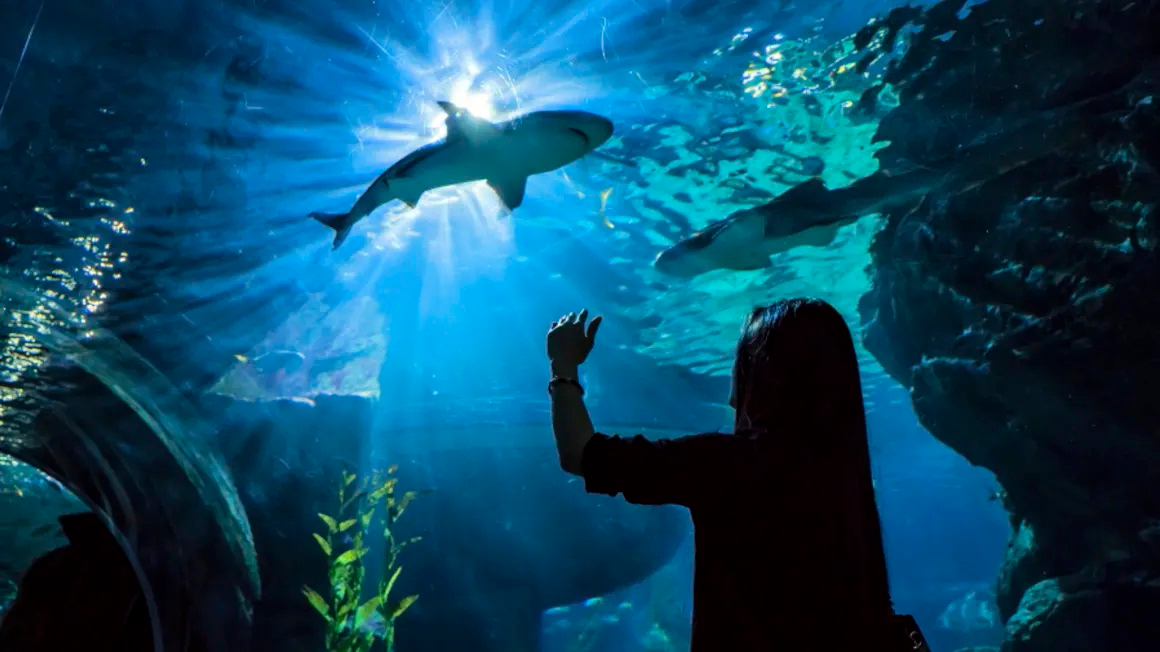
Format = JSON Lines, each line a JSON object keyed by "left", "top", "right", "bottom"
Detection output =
{"left": 0, "top": 0, "right": 1010, "bottom": 650}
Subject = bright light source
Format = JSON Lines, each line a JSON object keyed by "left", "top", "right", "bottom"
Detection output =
{"left": 427, "top": 71, "right": 499, "bottom": 131}
{"left": 454, "top": 91, "right": 497, "bottom": 120}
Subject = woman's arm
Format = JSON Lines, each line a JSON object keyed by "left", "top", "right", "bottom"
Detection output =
{"left": 546, "top": 309, "right": 768, "bottom": 507}
{"left": 548, "top": 362, "right": 764, "bottom": 507}
{"left": 581, "top": 430, "right": 765, "bottom": 507}
{"left": 546, "top": 310, "right": 602, "bottom": 474}
{"left": 549, "top": 360, "right": 593, "bottom": 475}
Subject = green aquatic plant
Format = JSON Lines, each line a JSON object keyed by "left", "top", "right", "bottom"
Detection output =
{"left": 303, "top": 465, "right": 424, "bottom": 652}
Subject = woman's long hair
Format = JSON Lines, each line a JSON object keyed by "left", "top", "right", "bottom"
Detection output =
{"left": 732, "top": 298, "right": 893, "bottom": 619}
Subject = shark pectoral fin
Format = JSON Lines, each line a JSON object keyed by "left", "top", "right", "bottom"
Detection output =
{"left": 798, "top": 222, "right": 843, "bottom": 248}
{"left": 702, "top": 209, "right": 772, "bottom": 272}
{"left": 396, "top": 188, "right": 423, "bottom": 210}
{"left": 487, "top": 177, "right": 528, "bottom": 210}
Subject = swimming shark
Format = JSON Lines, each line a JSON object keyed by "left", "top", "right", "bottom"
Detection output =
{"left": 652, "top": 101, "right": 1108, "bottom": 278}
{"left": 310, "top": 101, "right": 615, "bottom": 249}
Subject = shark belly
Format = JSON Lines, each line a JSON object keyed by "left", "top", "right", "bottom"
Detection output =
{"left": 382, "top": 127, "right": 588, "bottom": 210}
{"left": 763, "top": 221, "right": 845, "bottom": 255}
{"left": 391, "top": 142, "right": 498, "bottom": 203}
{"left": 498, "top": 128, "right": 589, "bottom": 175}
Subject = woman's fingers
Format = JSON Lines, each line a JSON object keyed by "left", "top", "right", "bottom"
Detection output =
{"left": 551, "top": 310, "right": 596, "bottom": 333}
{"left": 586, "top": 315, "right": 603, "bottom": 341}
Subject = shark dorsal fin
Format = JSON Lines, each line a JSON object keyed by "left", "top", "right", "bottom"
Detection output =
{"left": 776, "top": 177, "right": 831, "bottom": 206}
{"left": 436, "top": 100, "right": 499, "bottom": 143}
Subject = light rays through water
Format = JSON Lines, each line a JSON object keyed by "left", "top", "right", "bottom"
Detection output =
{"left": 175, "top": 0, "right": 690, "bottom": 326}
{"left": 189, "top": 0, "right": 705, "bottom": 407}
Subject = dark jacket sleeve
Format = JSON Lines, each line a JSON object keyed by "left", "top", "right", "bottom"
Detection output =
{"left": 580, "top": 431, "right": 765, "bottom": 508}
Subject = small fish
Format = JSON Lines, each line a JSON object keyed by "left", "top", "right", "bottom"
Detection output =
{"left": 561, "top": 170, "right": 586, "bottom": 199}
{"left": 236, "top": 350, "right": 306, "bottom": 375}
{"left": 309, "top": 101, "right": 615, "bottom": 249}
{"left": 598, "top": 187, "right": 615, "bottom": 229}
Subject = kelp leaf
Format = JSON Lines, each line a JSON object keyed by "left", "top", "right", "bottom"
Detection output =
{"left": 369, "top": 478, "right": 396, "bottom": 502}
{"left": 338, "top": 519, "right": 357, "bottom": 532}
{"left": 355, "top": 595, "right": 383, "bottom": 628}
{"left": 341, "top": 490, "right": 369, "bottom": 514}
{"left": 319, "top": 513, "right": 338, "bottom": 532}
{"left": 302, "top": 586, "right": 331, "bottom": 621}
{"left": 335, "top": 547, "right": 365, "bottom": 566}
{"left": 386, "top": 594, "right": 419, "bottom": 620}
{"left": 382, "top": 566, "right": 403, "bottom": 598}
{"left": 389, "top": 491, "right": 421, "bottom": 521}
{"left": 313, "top": 533, "right": 332, "bottom": 556}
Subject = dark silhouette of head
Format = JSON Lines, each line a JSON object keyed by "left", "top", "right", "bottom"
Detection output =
{"left": 730, "top": 298, "right": 862, "bottom": 430}
{"left": 730, "top": 298, "right": 893, "bottom": 617}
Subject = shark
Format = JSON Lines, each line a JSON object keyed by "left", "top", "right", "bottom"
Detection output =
{"left": 310, "top": 101, "right": 615, "bottom": 249}
{"left": 651, "top": 100, "right": 1111, "bottom": 279}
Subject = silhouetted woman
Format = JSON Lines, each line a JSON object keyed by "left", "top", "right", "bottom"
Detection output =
{"left": 546, "top": 298, "right": 895, "bottom": 651}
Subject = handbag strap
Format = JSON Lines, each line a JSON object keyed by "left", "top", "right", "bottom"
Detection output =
{"left": 892, "top": 614, "right": 931, "bottom": 651}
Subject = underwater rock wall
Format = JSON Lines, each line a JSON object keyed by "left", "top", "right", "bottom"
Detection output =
{"left": 855, "top": 1, "right": 1160, "bottom": 651}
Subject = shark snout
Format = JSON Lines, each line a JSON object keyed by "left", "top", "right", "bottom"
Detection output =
{"left": 652, "top": 244, "right": 708, "bottom": 278}
{"left": 542, "top": 110, "right": 613, "bottom": 150}
{"left": 574, "top": 113, "right": 614, "bottom": 148}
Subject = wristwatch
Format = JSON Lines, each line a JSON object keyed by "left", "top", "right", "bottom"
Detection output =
{"left": 548, "top": 376, "right": 585, "bottom": 395}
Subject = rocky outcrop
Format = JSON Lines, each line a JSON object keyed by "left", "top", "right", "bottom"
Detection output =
{"left": 1002, "top": 575, "right": 1160, "bottom": 652}
{"left": 855, "top": 0, "right": 1160, "bottom": 650}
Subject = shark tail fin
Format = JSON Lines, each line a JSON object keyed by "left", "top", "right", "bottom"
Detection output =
{"left": 310, "top": 212, "right": 353, "bottom": 250}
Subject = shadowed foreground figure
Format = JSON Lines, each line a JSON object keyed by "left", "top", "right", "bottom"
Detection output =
{"left": 547, "top": 299, "right": 923, "bottom": 651}
{"left": 0, "top": 512, "right": 157, "bottom": 651}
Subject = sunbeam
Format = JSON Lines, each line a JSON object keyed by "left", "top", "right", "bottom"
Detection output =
{"left": 190, "top": 0, "right": 675, "bottom": 327}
